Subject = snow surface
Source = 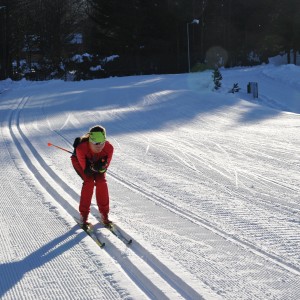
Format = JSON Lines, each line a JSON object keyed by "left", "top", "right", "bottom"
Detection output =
{"left": 0, "top": 64, "right": 300, "bottom": 300}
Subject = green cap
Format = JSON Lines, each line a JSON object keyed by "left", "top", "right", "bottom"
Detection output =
{"left": 89, "top": 131, "right": 106, "bottom": 144}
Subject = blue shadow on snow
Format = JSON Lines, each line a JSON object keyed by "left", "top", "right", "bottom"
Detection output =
{"left": 0, "top": 226, "right": 84, "bottom": 298}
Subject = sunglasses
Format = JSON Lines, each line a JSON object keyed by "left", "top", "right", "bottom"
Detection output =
{"left": 90, "top": 141, "right": 105, "bottom": 146}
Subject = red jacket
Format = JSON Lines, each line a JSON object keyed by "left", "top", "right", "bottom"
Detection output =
{"left": 75, "top": 141, "right": 114, "bottom": 171}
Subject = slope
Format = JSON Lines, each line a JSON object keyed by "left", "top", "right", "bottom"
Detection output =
{"left": 0, "top": 64, "right": 300, "bottom": 299}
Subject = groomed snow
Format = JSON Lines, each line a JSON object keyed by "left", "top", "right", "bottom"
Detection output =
{"left": 0, "top": 64, "right": 300, "bottom": 299}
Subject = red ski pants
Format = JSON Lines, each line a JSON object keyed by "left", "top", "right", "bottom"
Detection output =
{"left": 71, "top": 157, "right": 109, "bottom": 220}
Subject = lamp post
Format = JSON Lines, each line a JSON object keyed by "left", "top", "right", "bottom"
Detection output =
{"left": 0, "top": 6, "right": 6, "bottom": 79}
{"left": 187, "top": 19, "right": 199, "bottom": 73}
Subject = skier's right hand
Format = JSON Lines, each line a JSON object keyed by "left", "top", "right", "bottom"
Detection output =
{"left": 84, "top": 159, "right": 93, "bottom": 175}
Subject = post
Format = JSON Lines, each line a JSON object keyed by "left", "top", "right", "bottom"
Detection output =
{"left": 247, "top": 82, "right": 258, "bottom": 98}
{"left": 187, "top": 23, "right": 190, "bottom": 73}
{"left": 187, "top": 19, "right": 199, "bottom": 73}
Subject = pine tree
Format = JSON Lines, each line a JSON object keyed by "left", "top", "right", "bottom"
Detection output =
{"left": 212, "top": 68, "right": 222, "bottom": 90}
{"left": 229, "top": 83, "right": 241, "bottom": 93}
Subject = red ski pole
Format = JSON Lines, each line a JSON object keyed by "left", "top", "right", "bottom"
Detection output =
{"left": 47, "top": 142, "right": 73, "bottom": 154}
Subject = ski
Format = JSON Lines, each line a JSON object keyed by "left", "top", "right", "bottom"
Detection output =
{"left": 104, "top": 222, "right": 133, "bottom": 245}
{"left": 75, "top": 219, "right": 105, "bottom": 248}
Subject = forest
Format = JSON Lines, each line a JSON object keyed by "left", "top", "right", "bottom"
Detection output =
{"left": 0, "top": 0, "right": 299, "bottom": 80}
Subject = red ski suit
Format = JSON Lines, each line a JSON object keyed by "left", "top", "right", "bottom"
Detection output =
{"left": 71, "top": 140, "right": 114, "bottom": 220}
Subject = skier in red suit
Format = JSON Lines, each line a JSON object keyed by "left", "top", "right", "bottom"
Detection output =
{"left": 71, "top": 125, "right": 114, "bottom": 228}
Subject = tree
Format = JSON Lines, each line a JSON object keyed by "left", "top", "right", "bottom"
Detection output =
{"left": 2, "top": 0, "right": 300, "bottom": 79}
{"left": 212, "top": 68, "right": 222, "bottom": 90}
{"left": 37, "top": 0, "right": 87, "bottom": 68}
{"left": 0, "top": 3, "right": 7, "bottom": 79}
{"left": 269, "top": 0, "right": 300, "bottom": 64}
{"left": 0, "top": 0, "right": 87, "bottom": 79}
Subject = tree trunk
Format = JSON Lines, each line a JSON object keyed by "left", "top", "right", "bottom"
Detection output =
{"left": 287, "top": 49, "right": 291, "bottom": 64}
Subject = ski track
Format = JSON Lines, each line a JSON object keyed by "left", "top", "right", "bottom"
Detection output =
{"left": 2, "top": 74, "right": 300, "bottom": 299}
{"left": 1, "top": 97, "right": 130, "bottom": 300}
{"left": 109, "top": 170, "right": 300, "bottom": 274}
{"left": 4, "top": 91, "right": 212, "bottom": 300}
{"left": 128, "top": 135, "right": 300, "bottom": 271}
{"left": 68, "top": 130, "right": 299, "bottom": 296}
{"left": 90, "top": 79, "right": 300, "bottom": 298}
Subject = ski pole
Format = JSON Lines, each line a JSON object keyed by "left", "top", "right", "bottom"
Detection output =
{"left": 47, "top": 142, "right": 73, "bottom": 154}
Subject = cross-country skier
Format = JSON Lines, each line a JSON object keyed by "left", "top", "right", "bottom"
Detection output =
{"left": 71, "top": 125, "right": 114, "bottom": 228}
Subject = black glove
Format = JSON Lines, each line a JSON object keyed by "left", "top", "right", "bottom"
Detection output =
{"left": 84, "top": 159, "right": 94, "bottom": 175}
{"left": 91, "top": 157, "right": 108, "bottom": 173}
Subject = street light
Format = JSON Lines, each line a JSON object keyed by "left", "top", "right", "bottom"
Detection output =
{"left": 0, "top": 6, "right": 6, "bottom": 79}
{"left": 187, "top": 19, "right": 199, "bottom": 73}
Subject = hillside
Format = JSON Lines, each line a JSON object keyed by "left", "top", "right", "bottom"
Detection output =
{"left": 0, "top": 64, "right": 300, "bottom": 299}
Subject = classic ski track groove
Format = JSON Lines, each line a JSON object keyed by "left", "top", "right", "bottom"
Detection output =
{"left": 7, "top": 96, "right": 207, "bottom": 300}
{"left": 7, "top": 91, "right": 300, "bottom": 299}
{"left": 36, "top": 110, "right": 300, "bottom": 276}
{"left": 129, "top": 134, "right": 300, "bottom": 268}
{"left": 108, "top": 171, "right": 300, "bottom": 276}
{"left": 3, "top": 97, "right": 125, "bottom": 300}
